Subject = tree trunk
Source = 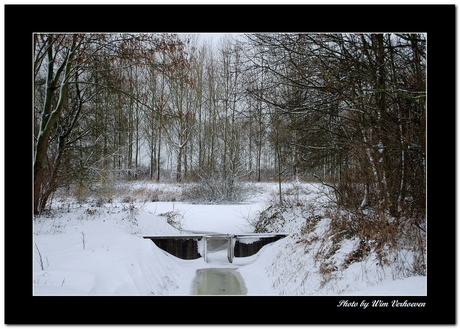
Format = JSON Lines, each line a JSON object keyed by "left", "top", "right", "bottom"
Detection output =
{"left": 34, "top": 35, "right": 78, "bottom": 214}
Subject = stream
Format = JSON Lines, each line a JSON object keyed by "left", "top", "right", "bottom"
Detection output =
{"left": 191, "top": 244, "right": 247, "bottom": 295}
{"left": 191, "top": 268, "right": 247, "bottom": 295}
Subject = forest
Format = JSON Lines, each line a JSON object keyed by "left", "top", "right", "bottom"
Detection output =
{"left": 33, "top": 33, "right": 426, "bottom": 258}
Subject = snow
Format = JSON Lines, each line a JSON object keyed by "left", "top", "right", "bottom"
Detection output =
{"left": 33, "top": 182, "right": 426, "bottom": 298}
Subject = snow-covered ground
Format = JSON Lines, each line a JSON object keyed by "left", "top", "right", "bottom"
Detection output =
{"left": 33, "top": 182, "right": 426, "bottom": 297}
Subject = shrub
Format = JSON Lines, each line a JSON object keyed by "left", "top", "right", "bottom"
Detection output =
{"left": 182, "top": 178, "right": 255, "bottom": 204}
{"left": 157, "top": 210, "right": 184, "bottom": 230}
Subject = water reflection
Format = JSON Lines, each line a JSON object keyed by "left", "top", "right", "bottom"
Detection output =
{"left": 192, "top": 268, "right": 247, "bottom": 295}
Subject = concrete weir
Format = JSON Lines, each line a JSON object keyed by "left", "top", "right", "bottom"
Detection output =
{"left": 144, "top": 233, "right": 287, "bottom": 262}
{"left": 144, "top": 235, "right": 203, "bottom": 260}
{"left": 234, "top": 235, "right": 286, "bottom": 257}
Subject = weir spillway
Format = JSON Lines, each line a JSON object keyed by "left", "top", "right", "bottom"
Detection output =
{"left": 143, "top": 233, "right": 287, "bottom": 263}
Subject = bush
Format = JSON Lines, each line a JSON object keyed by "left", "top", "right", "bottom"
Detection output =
{"left": 157, "top": 210, "right": 184, "bottom": 230}
{"left": 182, "top": 177, "right": 255, "bottom": 204}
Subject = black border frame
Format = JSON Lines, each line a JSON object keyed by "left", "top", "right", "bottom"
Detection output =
{"left": 4, "top": 4, "right": 455, "bottom": 325}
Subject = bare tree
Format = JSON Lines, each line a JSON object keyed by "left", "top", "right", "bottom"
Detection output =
{"left": 34, "top": 34, "right": 88, "bottom": 214}
{"left": 33, "top": 33, "right": 185, "bottom": 213}
{"left": 244, "top": 33, "right": 426, "bottom": 259}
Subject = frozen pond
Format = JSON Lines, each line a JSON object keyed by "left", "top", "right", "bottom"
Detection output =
{"left": 191, "top": 268, "right": 247, "bottom": 295}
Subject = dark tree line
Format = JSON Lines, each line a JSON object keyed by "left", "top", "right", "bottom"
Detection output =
{"left": 244, "top": 33, "right": 426, "bottom": 249}
{"left": 34, "top": 33, "right": 426, "bottom": 228}
{"left": 249, "top": 34, "right": 426, "bottom": 218}
{"left": 33, "top": 33, "right": 187, "bottom": 214}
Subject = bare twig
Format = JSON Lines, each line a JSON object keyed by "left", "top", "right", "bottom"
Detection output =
{"left": 81, "top": 231, "right": 86, "bottom": 250}
{"left": 34, "top": 243, "right": 45, "bottom": 270}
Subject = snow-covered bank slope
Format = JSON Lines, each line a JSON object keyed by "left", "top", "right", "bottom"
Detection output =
{"left": 240, "top": 232, "right": 426, "bottom": 296}
{"left": 239, "top": 182, "right": 426, "bottom": 296}
{"left": 34, "top": 207, "right": 185, "bottom": 295}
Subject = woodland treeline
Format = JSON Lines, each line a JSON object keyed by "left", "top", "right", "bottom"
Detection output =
{"left": 34, "top": 33, "right": 426, "bottom": 230}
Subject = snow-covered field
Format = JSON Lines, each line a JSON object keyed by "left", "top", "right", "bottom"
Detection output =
{"left": 33, "top": 181, "right": 426, "bottom": 297}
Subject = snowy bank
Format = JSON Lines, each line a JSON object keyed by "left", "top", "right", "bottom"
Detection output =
{"left": 33, "top": 182, "right": 426, "bottom": 298}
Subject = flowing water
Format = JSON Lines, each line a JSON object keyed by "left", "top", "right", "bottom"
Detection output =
{"left": 192, "top": 268, "right": 247, "bottom": 295}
